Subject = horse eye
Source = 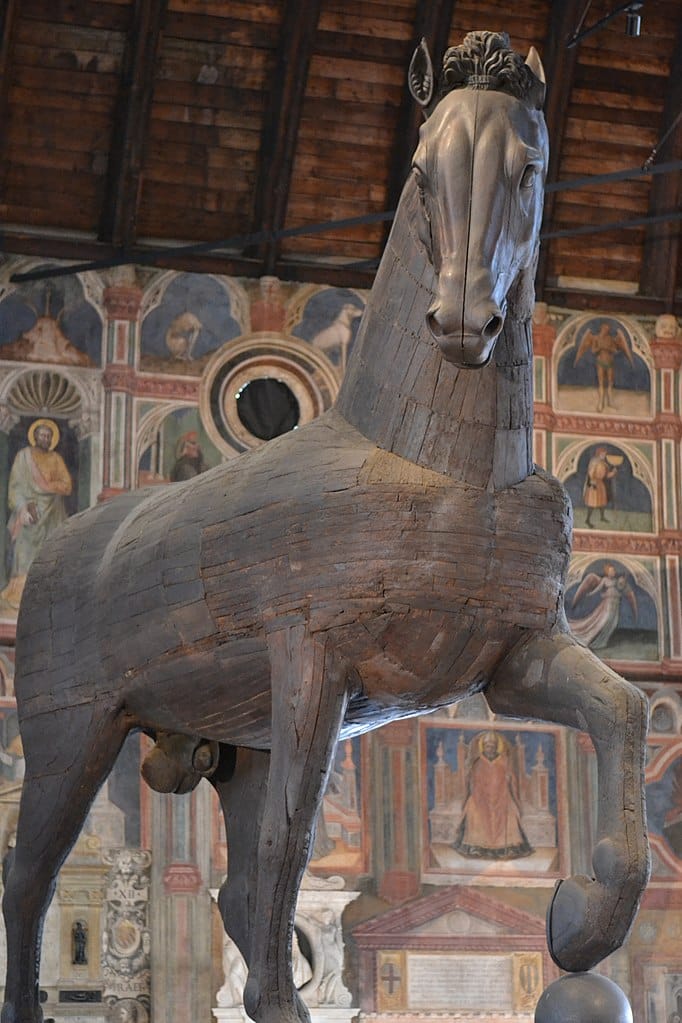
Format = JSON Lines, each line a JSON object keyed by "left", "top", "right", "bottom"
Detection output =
{"left": 520, "top": 164, "right": 537, "bottom": 189}
{"left": 413, "top": 166, "right": 427, "bottom": 194}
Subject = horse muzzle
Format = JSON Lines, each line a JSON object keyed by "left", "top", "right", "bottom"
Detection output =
{"left": 427, "top": 302, "right": 505, "bottom": 367}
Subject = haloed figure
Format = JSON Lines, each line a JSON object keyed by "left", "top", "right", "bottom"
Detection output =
{"left": 1, "top": 418, "right": 72, "bottom": 609}
{"left": 453, "top": 731, "right": 532, "bottom": 860}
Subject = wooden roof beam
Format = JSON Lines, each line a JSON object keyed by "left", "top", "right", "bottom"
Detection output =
{"left": 0, "top": 0, "right": 18, "bottom": 191}
{"left": 250, "top": 0, "right": 323, "bottom": 275}
{"left": 98, "top": 0, "right": 168, "bottom": 249}
{"left": 639, "top": 19, "right": 682, "bottom": 307}
{"left": 534, "top": 0, "right": 583, "bottom": 302}
{"left": 383, "top": 1, "right": 457, "bottom": 228}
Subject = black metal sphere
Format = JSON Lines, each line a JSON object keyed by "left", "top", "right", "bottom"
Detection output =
{"left": 535, "top": 972, "right": 633, "bottom": 1023}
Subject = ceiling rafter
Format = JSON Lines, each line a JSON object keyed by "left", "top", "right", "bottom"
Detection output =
{"left": 382, "top": 0, "right": 458, "bottom": 237}
{"left": 0, "top": 0, "right": 18, "bottom": 195}
{"left": 249, "top": 0, "right": 323, "bottom": 276}
{"left": 639, "top": 16, "right": 682, "bottom": 307}
{"left": 534, "top": 0, "right": 583, "bottom": 301}
{"left": 98, "top": 0, "right": 168, "bottom": 249}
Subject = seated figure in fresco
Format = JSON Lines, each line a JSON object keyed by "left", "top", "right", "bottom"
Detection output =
{"left": 0, "top": 418, "right": 72, "bottom": 610}
{"left": 453, "top": 731, "right": 533, "bottom": 860}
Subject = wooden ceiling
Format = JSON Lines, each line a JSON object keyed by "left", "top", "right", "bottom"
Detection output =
{"left": 0, "top": 0, "right": 680, "bottom": 315}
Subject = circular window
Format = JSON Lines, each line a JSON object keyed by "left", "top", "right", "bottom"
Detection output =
{"left": 199, "top": 333, "right": 339, "bottom": 454}
{"left": 235, "top": 378, "right": 300, "bottom": 440}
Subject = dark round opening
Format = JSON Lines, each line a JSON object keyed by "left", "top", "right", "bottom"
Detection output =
{"left": 236, "top": 378, "right": 300, "bottom": 441}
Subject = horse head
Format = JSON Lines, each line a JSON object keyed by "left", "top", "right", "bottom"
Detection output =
{"left": 409, "top": 32, "right": 548, "bottom": 368}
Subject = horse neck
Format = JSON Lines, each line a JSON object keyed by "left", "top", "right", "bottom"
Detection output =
{"left": 336, "top": 181, "right": 535, "bottom": 491}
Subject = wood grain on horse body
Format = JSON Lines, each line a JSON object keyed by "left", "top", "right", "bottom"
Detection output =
{"left": 20, "top": 410, "right": 571, "bottom": 744}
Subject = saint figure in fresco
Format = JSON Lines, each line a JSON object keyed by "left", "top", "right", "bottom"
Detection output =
{"left": 573, "top": 321, "right": 634, "bottom": 412}
{"left": 0, "top": 419, "right": 72, "bottom": 609}
{"left": 582, "top": 445, "right": 618, "bottom": 528}
{"left": 453, "top": 731, "right": 533, "bottom": 859}
{"left": 567, "top": 564, "right": 637, "bottom": 650}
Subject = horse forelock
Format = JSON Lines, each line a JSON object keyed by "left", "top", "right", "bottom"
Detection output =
{"left": 440, "top": 30, "right": 540, "bottom": 104}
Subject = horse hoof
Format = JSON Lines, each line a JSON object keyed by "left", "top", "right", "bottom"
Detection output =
{"left": 546, "top": 877, "right": 617, "bottom": 972}
{"left": 535, "top": 972, "right": 632, "bottom": 1023}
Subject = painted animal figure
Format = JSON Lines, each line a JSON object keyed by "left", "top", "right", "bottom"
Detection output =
{"left": 2, "top": 32, "right": 649, "bottom": 1023}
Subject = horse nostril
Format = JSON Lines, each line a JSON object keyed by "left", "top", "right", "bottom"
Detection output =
{"left": 426, "top": 311, "right": 443, "bottom": 338}
{"left": 483, "top": 314, "right": 503, "bottom": 340}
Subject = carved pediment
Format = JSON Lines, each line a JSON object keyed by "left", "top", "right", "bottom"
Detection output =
{"left": 413, "top": 909, "right": 514, "bottom": 937}
{"left": 353, "top": 886, "right": 545, "bottom": 948}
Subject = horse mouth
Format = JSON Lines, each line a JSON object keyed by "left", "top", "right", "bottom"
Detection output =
{"left": 434, "top": 331, "right": 498, "bottom": 368}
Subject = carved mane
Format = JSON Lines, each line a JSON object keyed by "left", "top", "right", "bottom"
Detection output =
{"left": 441, "top": 31, "right": 542, "bottom": 100}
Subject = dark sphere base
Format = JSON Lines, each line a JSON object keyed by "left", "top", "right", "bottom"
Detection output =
{"left": 535, "top": 972, "right": 633, "bottom": 1023}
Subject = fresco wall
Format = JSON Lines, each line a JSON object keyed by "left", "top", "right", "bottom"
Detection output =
{"left": 0, "top": 256, "right": 680, "bottom": 1023}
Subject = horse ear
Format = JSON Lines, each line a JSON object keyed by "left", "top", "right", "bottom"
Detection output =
{"left": 525, "top": 46, "right": 546, "bottom": 109}
{"left": 408, "top": 38, "right": 435, "bottom": 111}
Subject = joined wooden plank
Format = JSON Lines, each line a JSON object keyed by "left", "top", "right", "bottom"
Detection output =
{"left": 248, "top": 0, "right": 323, "bottom": 273}
{"left": 382, "top": 0, "right": 456, "bottom": 248}
{"left": 640, "top": 17, "right": 682, "bottom": 304}
{"left": 534, "top": 0, "right": 582, "bottom": 301}
{"left": 98, "top": 0, "right": 168, "bottom": 247}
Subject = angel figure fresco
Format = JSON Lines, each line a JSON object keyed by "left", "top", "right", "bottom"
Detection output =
{"left": 573, "top": 321, "right": 634, "bottom": 412}
{"left": 567, "top": 564, "right": 637, "bottom": 651}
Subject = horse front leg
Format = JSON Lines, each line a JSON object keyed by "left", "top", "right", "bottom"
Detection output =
{"left": 487, "top": 628, "right": 650, "bottom": 972}
{"left": 243, "top": 626, "right": 349, "bottom": 1023}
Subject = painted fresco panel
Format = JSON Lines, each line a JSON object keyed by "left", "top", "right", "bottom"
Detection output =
{"left": 557, "top": 439, "right": 654, "bottom": 533}
{"left": 290, "top": 286, "right": 365, "bottom": 373}
{"left": 140, "top": 273, "right": 245, "bottom": 375}
{"left": 0, "top": 415, "right": 80, "bottom": 619}
{"left": 137, "top": 406, "right": 223, "bottom": 486}
{"left": 565, "top": 554, "right": 660, "bottom": 661}
{"left": 554, "top": 314, "right": 652, "bottom": 417}
{"left": 0, "top": 274, "right": 103, "bottom": 367}
{"left": 420, "top": 720, "right": 567, "bottom": 884}
{"left": 645, "top": 738, "right": 682, "bottom": 880}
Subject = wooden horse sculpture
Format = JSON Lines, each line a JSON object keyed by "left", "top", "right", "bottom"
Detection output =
{"left": 2, "top": 32, "right": 649, "bottom": 1023}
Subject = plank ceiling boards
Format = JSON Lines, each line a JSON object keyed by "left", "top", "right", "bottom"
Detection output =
{"left": 0, "top": 0, "right": 679, "bottom": 314}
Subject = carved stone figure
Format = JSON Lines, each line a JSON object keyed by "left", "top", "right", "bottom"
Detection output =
{"left": 72, "top": 920, "right": 87, "bottom": 965}
{"left": 2, "top": 32, "right": 649, "bottom": 1023}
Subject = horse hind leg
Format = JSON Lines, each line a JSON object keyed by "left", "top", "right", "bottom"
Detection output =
{"left": 487, "top": 629, "right": 650, "bottom": 973}
{"left": 2, "top": 700, "right": 128, "bottom": 1023}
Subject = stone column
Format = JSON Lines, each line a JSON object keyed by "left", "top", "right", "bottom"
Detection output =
{"left": 371, "top": 720, "right": 420, "bottom": 903}
{"left": 100, "top": 283, "right": 142, "bottom": 500}
{"left": 149, "top": 782, "right": 213, "bottom": 1023}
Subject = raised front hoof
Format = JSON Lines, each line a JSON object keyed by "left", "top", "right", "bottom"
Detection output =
{"left": 547, "top": 877, "right": 622, "bottom": 972}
